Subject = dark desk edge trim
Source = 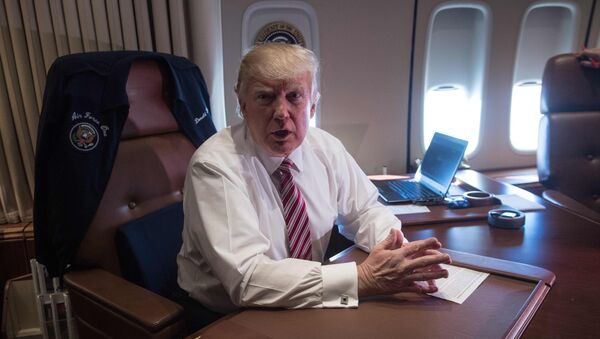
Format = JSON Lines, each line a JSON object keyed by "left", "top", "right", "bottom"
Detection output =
{"left": 442, "top": 249, "right": 556, "bottom": 286}
{"left": 506, "top": 282, "right": 552, "bottom": 339}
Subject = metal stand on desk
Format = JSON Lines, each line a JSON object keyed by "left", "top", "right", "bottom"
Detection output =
{"left": 30, "top": 260, "right": 77, "bottom": 339}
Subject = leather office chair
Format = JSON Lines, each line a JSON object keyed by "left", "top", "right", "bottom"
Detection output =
{"left": 538, "top": 53, "right": 600, "bottom": 223}
{"left": 52, "top": 58, "right": 207, "bottom": 338}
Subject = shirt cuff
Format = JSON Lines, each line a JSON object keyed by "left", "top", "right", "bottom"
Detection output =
{"left": 321, "top": 262, "right": 358, "bottom": 308}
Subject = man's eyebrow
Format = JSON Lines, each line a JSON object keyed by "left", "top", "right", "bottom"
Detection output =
{"left": 286, "top": 83, "right": 306, "bottom": 92}
{"left": 250, "top": 85, "right": 274, "bottom": 93}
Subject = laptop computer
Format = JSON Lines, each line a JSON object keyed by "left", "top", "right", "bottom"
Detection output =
{"left": 372, "top": 132, "right": 468, "bottom": 204}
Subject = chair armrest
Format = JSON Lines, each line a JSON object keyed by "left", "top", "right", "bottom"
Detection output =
{"left": 65, "top": 269, "right": 185, "bottom": 338}
{"left": 542, "top": 189, "right": 600, "bottom": 224}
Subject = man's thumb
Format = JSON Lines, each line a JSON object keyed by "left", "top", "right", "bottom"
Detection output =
{"left": 376, "top": 229, "right": 396, "bottom": 250}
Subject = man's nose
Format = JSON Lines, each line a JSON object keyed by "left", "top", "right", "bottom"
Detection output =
{"left": 273, "top": 96, "right": 290, "bottom": 119}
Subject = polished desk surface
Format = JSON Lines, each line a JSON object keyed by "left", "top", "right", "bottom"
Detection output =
{"left": 197, "top": 248, "right": 552, "bottom": 339}
{"left": 406, "top": 169, "right": 600, "bottom": 338}
{"left": 194, "top": 170, "right": 600, "bottom": 338}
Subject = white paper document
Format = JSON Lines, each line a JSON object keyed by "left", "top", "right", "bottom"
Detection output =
{"left": 496, "top": 194, "right": 545, "bottom": 212}
{"left": 428, "top": 264, "right": 489, "bottom": 304}
{"left": 385, "top": 204, "right": 430, "bottom": 215}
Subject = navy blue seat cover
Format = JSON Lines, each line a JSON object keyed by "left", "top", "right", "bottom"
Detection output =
{"left": 115, "top": 202, "right": 183, "bottom": 297}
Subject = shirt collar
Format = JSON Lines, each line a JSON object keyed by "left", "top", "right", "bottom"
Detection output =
{"left": 243, "top": 123, "right": 304, "bottom": 175}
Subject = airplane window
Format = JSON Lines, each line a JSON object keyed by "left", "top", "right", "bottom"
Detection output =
{"left": 509, "top": 4, "right": 577, "bottom": 152}
{"left": 423, "top": 85, "right": 480, "bottom": 154}
{"left": 422, "top": 5, "right": 488, "bottom": 157}
{"left": 509, "top": 81, "right": 542, "bottom": 151}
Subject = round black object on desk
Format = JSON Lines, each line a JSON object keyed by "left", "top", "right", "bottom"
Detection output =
{"left": 463, "top": 191, "right": 501, "bottom": 207}
{"left": 488, "top": 209, "right": 525, "bottom": 229}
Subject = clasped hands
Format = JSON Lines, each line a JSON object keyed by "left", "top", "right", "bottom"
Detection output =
{"left": 357, "top": 228, "right": 451, "bottom": 297}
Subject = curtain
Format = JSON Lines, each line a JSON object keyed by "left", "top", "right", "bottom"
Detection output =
{"left": 0, "top": 0, "right": 225, "bottom": 225}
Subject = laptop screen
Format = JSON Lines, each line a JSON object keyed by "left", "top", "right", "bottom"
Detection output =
{"left": 417, "top": 132, "right": 468, "bottom": 195}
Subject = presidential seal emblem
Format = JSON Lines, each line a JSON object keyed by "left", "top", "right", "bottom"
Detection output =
{"left": 254, "top": 21, "right": 306, "bottom": 47}
{"left": 70, "top": 122, "right": 99, "bottom": 151}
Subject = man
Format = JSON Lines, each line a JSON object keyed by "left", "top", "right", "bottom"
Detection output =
{"left": 176, "top": 43, "right": 451, "bottom": 329}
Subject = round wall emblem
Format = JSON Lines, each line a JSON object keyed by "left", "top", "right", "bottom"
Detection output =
{"left": 254, "top": 21, "right": 306, "bottom": 47}
{"left": 70, "top": 122, "right": 99, "bottom": 151}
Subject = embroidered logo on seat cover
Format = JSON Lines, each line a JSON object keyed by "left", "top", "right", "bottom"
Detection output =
{"left": 70, "top": 122, "right": 99, "bottom": 151}
{"left": 194, "top": 111, "right": 208, "bottom": 124}
{"left": 69, "top": 111, "right": 110, "bottom": 152}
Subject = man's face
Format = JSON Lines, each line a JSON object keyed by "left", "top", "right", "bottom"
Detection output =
{"left": 239, "top": 72, "right": 316, "bottom": 157}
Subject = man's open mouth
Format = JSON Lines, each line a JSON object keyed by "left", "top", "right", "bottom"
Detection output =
{"left": 272, "top": 130, "right": 291, "bottom": 138}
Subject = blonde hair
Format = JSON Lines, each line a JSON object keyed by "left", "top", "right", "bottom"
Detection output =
{"left": 235, "top": 43, "right": 319, "bottom": 99}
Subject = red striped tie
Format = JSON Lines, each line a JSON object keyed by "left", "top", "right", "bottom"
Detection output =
{"left": 276, "top": 159, "right": 312, "bottom": 260}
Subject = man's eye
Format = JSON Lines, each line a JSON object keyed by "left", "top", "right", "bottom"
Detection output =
{"left": 256, "top": 94, "right": 273, "bottom": 103}
{"left": 287, "top": 92, "right": 303, "bottom": 102}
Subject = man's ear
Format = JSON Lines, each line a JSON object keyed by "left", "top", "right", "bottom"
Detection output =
{"left": 310, "top": 92, "right": 320, "bottom": 118}
{"left": 238, "top": 98, "right": 247, "bottom": 119}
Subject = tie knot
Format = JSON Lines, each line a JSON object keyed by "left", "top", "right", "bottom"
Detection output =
{"left": 277, "top": 159, "right": 294, "bottom": 174}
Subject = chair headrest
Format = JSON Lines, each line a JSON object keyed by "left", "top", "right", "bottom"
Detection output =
{"left": 122, "top": 60, "right": 179, "bottom": 139}
{"left": 541, "top": 53, "right": 600, "bottom": 114}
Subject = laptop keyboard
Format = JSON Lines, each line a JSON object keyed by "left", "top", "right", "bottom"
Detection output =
{"left": 379, "top": 180, "right": 439, "bottom": 200}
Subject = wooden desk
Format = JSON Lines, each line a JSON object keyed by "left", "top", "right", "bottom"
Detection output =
{"left": 192, "top": 170, "right": 600, "bottom": 338}
{"left": 402, "top": 169, "right": 600, "bottom": 338}
{"left": 196, "top": 248, "right": 553, "bottom": 339}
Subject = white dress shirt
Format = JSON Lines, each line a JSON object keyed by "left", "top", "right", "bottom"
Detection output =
{"left": 177, "top": 122, "right": 402, "bottom": 313}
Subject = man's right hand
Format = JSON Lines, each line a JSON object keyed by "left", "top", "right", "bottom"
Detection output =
{"left": 357, "top": 229, "right": 452, "bottom": 297}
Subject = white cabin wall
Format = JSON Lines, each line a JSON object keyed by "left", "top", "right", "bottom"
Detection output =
{"left": 222, "top": 0, "right": 595, "bottom": 175}
{"left": 588, "top": 0, "right": 600, "bottom": 47}
{"left": 222, "top": 0, "right": 415, "bottom": 175}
